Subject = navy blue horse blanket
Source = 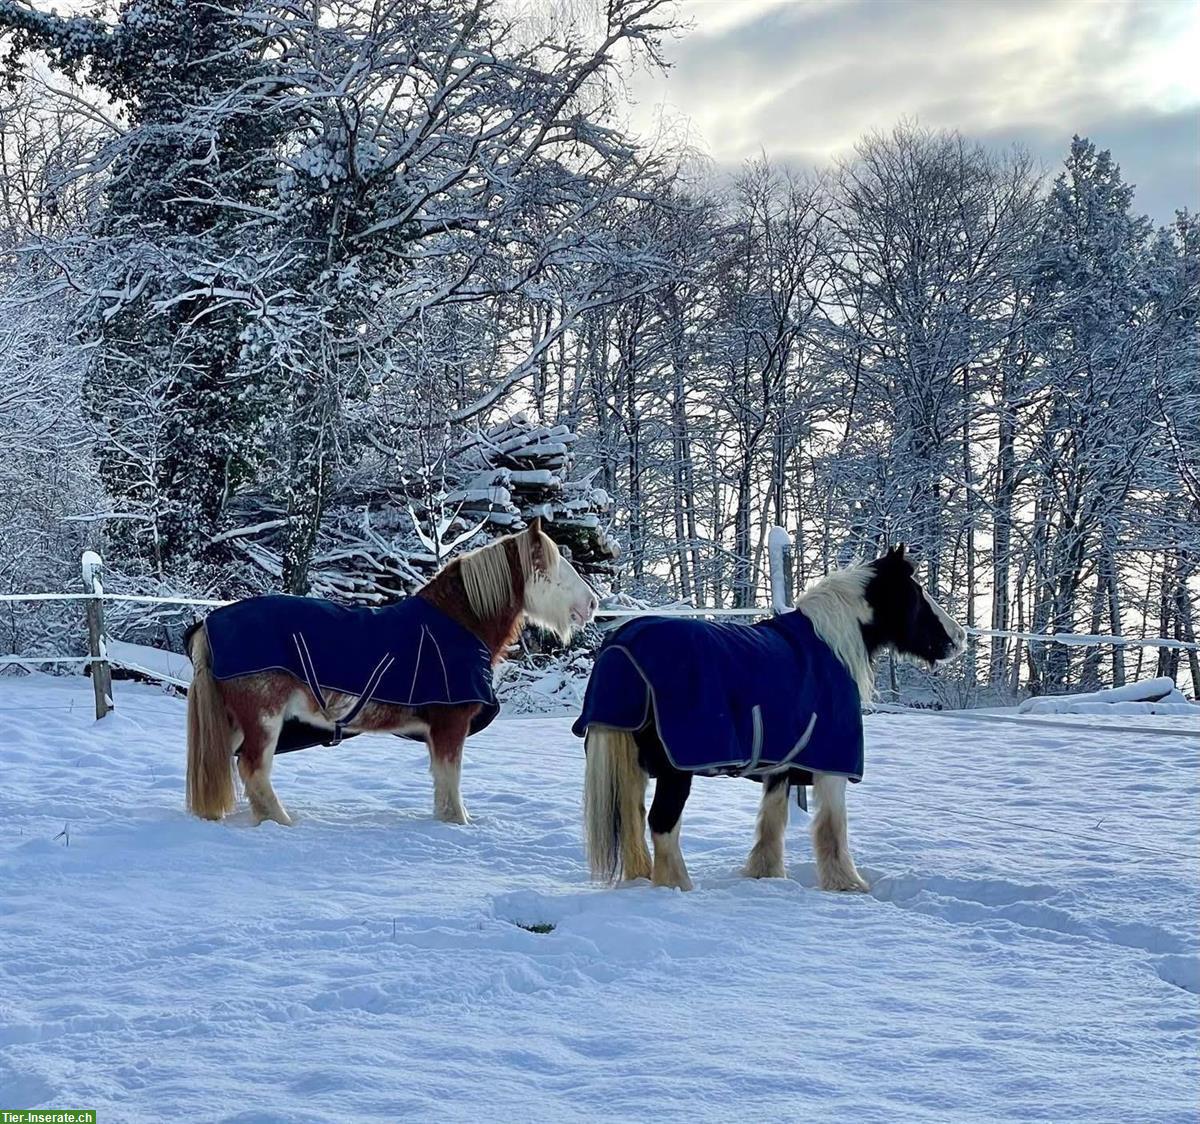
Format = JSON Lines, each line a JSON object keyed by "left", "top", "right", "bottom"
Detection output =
{"left": 204, "top": 594, "right": 498, "bottom": 753}
{"left": 573, "top": 610, "right": 864, "bottom": 780}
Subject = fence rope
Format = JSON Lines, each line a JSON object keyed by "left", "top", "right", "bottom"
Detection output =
{"left": 0, "top": 655, "right": 92, "bottom": 668}
{"left": 867, "top": 702, "right": 1199, "bottom": 741}
{"left": 2, "top": 588, "right": 1197, "bottom": 649}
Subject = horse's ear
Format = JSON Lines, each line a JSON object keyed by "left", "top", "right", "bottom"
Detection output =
{"left": 880, "top": 543, "right": 912, "bottom": 574}
{"left": 526, "top": 516, "right": 546, "bottom": 565}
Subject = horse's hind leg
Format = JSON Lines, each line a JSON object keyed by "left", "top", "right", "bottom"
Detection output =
{"left": 648, "top": 768, "right": 693, "bottom": 890}
{"left": 811, "top": 774, "right": 867, "bottom": 891}
{"left": 236, "top": 712, "right": 291, "bottom": 827}
{"left": 744, "top": 774, "right": 790, "bottom": 879}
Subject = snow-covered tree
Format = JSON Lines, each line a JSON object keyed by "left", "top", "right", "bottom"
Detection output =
{"left": 449, "top": 412, "right": 618, "bottom": 573}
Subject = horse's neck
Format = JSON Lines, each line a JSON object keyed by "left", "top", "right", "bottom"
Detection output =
{"left": 419, "top": 566, "right": 523, "bottom": 664}
{"left": 794, "top": 568, "right": 876, "bottom": 703}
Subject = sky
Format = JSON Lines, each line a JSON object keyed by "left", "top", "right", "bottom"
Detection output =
{"left": 625, "top": 0, "right": 1200, "bottom": 223}
{"left": 27, "top": 0, "right": 1200, "bottom": 222}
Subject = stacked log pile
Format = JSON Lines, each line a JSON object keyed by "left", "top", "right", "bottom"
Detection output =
{"left": 449, "top": 413, "right": 619, "bottom": 575}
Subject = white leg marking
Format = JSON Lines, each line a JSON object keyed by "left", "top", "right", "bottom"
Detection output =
{"left": 242, "top": 718, "right": 292, "bottom": 827}
{"left": 811, "top": 774, "right": 867, "bottom": 891}
{"left": 744, "top": 780, "right": 790, "bottom": 879}
{"left": 430, "top": 752, "right": 469, "bottom": 825}
{"left": 651, "top": 823, "right": 694, "bottom": 891}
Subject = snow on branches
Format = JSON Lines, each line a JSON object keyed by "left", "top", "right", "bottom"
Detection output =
{"left": 450, "top": 413, "right": 619, "bottom": 573}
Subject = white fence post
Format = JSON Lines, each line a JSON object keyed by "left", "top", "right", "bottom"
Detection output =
{"left": 768, "top": 526, "right": 793, "bottom": 615}
{"left": 768, "top": 527, "right": 809, "bottom": 811}
{"left": 81, "top": 551, "right": 113, "bottom": 719}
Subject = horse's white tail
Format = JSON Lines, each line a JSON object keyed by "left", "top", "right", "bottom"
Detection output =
{"left": 186, "top": 627, "right": 236, "bottom": 820}
{"left": 583, "top": 726, "right": 651, "bottom": 882}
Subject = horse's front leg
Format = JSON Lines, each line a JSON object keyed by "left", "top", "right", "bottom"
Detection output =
{"left": 648, "top": 767, "right": 694, "bottom": 890}
{"left": 744, "top": 774, "right": 789, "bottom": 879}
{"left": 811, "top": 774, "right": 868, "bottom": 891}
{"left": 425, "top": 707, "right": 474, "bottom": 825}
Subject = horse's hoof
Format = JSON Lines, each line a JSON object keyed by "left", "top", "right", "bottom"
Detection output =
{"left": 624, "top": 858, "right": 652, "bottom": 881}
{"left": 743, "top": 855, "right": 786, "bottom": 879}
{"left": 251, "top": 807, "right": 293, "bottom": 827}
{"left": 744, "top": 866, "right": 786, "bottom": 880}
{"left": 652, "top": 874, "right": 694, "bottom": 891}
{"left": 820, "top": 874, "right": 869, "bottom": 892}
{"left": 436, "top": 808, "right": 470, "bottom": 825}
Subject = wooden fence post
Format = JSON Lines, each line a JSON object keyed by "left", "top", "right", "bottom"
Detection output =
{"left": 81, "top": 550, "right": 112, "bottom": 719}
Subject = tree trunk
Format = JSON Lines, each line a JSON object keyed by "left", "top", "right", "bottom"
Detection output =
{"left": 732, "top": 468, "right": 753, "bottom": 609}
{"left": 1103, "top": 542, "right": 1125, "bottom": 687}
{"left": 1080, "top": 577, "right": 1106, "bottom": 690}
{"left": 990, "top": 397, "right": 1016, "bottom": 688}
{"left": 1177, "top": 583, "right": 1200, "bottom": 698}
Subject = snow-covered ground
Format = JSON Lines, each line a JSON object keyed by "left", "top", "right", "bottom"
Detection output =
{"left": 1, "top": 675, "right": 1197, "bottom": 1123}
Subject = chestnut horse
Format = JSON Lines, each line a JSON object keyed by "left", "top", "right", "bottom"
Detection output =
{"left": 186, "top": 522, "right": 596, "bottom": 826}
{"left": 581, "top": 546, "right": 965, "bottom": 891}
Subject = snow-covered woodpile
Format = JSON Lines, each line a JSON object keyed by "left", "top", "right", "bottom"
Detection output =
{"left": 449, "top": 414, "right": 619, "bottom": 575}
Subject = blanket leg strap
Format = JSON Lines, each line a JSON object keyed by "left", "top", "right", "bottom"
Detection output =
{"left": 330, "top": 653, "right": 395, "bottom": 742}
{"left": 291, "top": 632, "right": 394, "bottom": 746}
{"left": 745, "top": 712, "right": 819, "bottom": 780}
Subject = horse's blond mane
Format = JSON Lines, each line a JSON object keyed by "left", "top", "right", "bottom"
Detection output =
{"left": 457, "top": 529, "right": 559, "bottom": 621}
{"left": 795, "top": 564, "right": 876, "bottom": 703}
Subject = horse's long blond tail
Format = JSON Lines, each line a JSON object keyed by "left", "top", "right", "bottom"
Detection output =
{"left": 186, "top": 627, "right": 236, "bottom": 820}
{"left": 583, "top": 726, "right": 651, "bottom": 882}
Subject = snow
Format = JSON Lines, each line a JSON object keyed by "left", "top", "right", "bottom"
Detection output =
{"left": 107, "top": 639, "right": 193, "bottom": 686}
{"left": 1019, "top": 677, "right": 1196, "bottom": 716}
{"left": 0, "top": 674, "right": 1197, "bottom": 1122}
{"left": 1019, "top": 700, "right": 1198, "bottom": 716}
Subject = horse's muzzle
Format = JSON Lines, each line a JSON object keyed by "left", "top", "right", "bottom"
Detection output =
{"left": 571, "top": 594, "right": 599, "bottom": 628}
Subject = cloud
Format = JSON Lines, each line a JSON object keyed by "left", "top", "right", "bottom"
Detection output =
{"left": 628, "top": 0, "right": 1199, "bottom": 220}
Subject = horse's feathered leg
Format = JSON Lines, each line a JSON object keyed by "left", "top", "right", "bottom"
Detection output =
{"left": 648, "top": 768, "right": 693, "bottom": 890}
{"left": 744, "top": 774, "right": 790, "bottom": 879}
{"left": 236, "top": 709, "right": 290, "bottom": 826}
{"left": 426, "top": 707, "right": 474, "bottom": 824}
{"left": 811, "top": 774, "right": 867, "bottom": 891}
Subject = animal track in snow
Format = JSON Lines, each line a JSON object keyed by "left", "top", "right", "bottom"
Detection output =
{"left": 867, "top": 868, "right": 1191, "bottom": 959}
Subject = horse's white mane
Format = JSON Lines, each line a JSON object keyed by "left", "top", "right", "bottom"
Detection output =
{"left": 457, "top": 529, "right": 559, "bottom": 620}
{"left": 795, "top": 564, "right": 876, "bottom": 703}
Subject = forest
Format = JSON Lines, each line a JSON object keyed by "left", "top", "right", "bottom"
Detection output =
{"left": 1, "top": 0, "right": 1197, "bottom": 699}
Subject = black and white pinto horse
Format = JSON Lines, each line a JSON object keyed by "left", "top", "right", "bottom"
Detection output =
{"left": 580, "top": 546, "right": 965, "bottom": 891}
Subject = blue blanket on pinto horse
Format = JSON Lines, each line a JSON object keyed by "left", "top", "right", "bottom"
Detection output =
{"left": 204, "top": 594, "right": 498, "bottom": 753}
{"left": 572, "top": 610, "right": 864, "bottom": 780}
